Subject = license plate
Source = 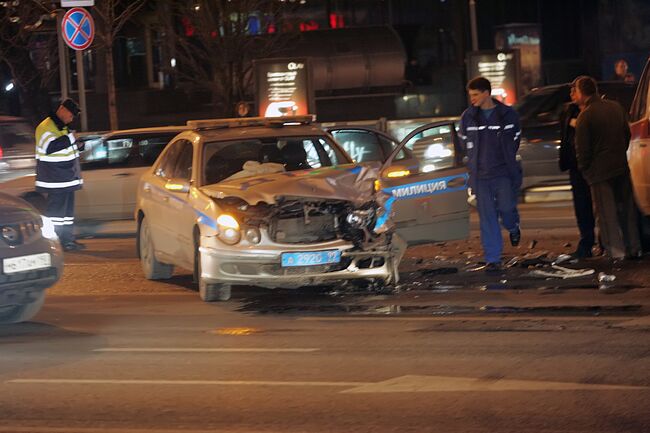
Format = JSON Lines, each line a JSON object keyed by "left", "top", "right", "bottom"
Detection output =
{"left": 281, "top": 250, "right": 341, "bottom": 267}
{"left": 3, "top": 253, "right": 51, "bottom": 274}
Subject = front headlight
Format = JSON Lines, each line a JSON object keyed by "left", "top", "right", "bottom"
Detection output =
{"left": 216, "top": 214, "right": 241, "bottom": 245}
{"left": 41, "top": 216, "right": 58, "bottom": 240}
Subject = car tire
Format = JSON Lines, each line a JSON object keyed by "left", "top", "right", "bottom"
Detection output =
{"left": 0, "top": 291, "right": 46, "bottom": 324}
{"left": 139, "top": 217, "right": 173, "bottom": 280}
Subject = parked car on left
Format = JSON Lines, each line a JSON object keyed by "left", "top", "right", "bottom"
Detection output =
{"left": 0, "top": 192, "right": 63, "bottom": 324}
{"left": 0, "top": 125, "right": 189, "bottom": 225}
{"left": 0, "top": 116, "right": 36, "bottom": 183}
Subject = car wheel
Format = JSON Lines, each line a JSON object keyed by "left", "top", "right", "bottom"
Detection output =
{"left": 139, "top": 217, "right": 173, "bottom": 280}
{"left": 195, "top": 245, "right": 231, "bottom": 302}
{"left": 0, "top": 291, "right": 46, "bottom": 324}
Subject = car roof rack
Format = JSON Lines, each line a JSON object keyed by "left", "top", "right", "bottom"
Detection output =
{"left": 186, "top": 115, "right": 315, "bottom": 130}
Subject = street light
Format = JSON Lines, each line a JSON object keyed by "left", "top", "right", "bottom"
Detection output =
{"left": 4, "top": 81, "right": 15, "bottom": 92}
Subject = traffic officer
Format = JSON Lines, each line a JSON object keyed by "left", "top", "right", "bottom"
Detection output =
{"left": 459, "top": 77, "right": 522, "bottom": 273}
{"left": 34, "top": 98, "right": 85, "bottom": 251}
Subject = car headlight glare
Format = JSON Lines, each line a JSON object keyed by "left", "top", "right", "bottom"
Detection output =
{"left": 41, "top": 216, "right": 58, "bottom": 240}
{"left": 216, "top": 214, "right": 241, "bottom": 245}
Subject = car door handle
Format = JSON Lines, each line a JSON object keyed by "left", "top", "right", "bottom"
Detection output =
{"left": 112, "top": 172, "right": 133, "bottom": 177}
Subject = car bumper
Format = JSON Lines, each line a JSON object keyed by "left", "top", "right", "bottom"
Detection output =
{"left": 0, "top": 241, "right": 63, "bottom": 305}
{"left": 199, "top": 238, "right": 393, "bottom": 289}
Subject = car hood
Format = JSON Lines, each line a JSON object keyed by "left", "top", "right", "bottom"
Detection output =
{"left": 0, "top": 192, "right": 39, "bottom": 224}
{"left": 200, "top": 163, "right": 381, "bottom": 206}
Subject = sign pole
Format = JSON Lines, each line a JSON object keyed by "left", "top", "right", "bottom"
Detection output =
{"left": 56, "top": 10, "right": 69, "bottom": 100}
{"left": 75, "top": 50, "right": 87, "bottom": 131}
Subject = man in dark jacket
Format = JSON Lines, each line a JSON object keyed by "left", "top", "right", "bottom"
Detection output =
{"left": 558, "top": 82, "right": 596, "bottom": 257}
{"left": 34, "top": 98, "right": 85, "bottom": 251}
{"left": 574, "top": 76, "right": 641, "bottom": 260}
{"left": 459, "top": 77, "right": 522, "bottom": 273}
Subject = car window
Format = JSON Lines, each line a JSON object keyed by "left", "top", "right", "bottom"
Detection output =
{"left": 80, "top": 132, "right": 179, "bottom": 169}
{"left": 514, "top": 86, "right": 569, "bottom": 122}
{"left": 394, "top": 124, "right": 457, "bottom": 172}
{"left": 630, "top": 71, "right": 649, "bottom": 122}
{"left": 170, "top": 140, "right": 193, "bottom": 180}
{"left": 155, "top": 139, "right": 185, "bottom": 179}
{"left": 201, "top": 136, "right": 347, "bottom": 185}
{"left": 330, "top": 130, "right": 385, "bottom": 162}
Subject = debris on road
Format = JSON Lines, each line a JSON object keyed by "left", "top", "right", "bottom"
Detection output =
{"left": 528, "top": 265, "right": 595, "bottom": 279}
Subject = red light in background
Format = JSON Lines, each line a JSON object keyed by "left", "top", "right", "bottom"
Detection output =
{"left": 329, "top": 12, "right": 344, "bottom": 29}
{"left": 181, "top": 17, "right": 195, "bottom": 37}
{"left": 300, "top": 20, "right": 319, "bottom": 31}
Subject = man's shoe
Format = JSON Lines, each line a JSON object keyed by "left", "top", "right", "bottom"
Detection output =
{"left": 62, "top": 240, "right": 86, "bottom": 252}
{"left": 570, "top": 249, "right": 593, "bottom": 259}
{"left": 509, "top": 228, "right": 521, "bottom": 247}
{"left": 485, "top": 262, "right": 503, "bottom": 274}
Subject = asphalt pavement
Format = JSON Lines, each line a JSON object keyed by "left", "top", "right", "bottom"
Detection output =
{"left": 0, "top": 201, "right": 648, "bottom": 432}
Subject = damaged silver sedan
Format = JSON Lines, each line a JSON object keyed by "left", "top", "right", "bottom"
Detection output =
{"left": 135, "top": 116, "right": 469, "bottom": 301}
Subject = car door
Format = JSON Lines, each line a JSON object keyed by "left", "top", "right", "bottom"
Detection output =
{"left": 75, "top": 135, "right": 136, "bottom": 221}
{"left": 379, "top": 121, "right": 469, "bottom": 245}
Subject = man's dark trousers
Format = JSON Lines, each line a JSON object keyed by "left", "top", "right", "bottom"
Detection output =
{"left": 590, "top": 173, "right": 641, "bottom": 259}
{"left": 476, "top": 176, "right": 520, "bottom": 264}
{"left": 46, "top": 191, "right": 75, "bottom": 244}
{"left": 569, "top": 168, "right": 596, "bottom": 254}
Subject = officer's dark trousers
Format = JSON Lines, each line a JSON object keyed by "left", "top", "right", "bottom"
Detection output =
{"left": 590, "top": 173, "right": 641, "bottom": 259}
{"left": 569, "top": 169, "right": 596, "bottom": 253}
{"left": 476, "top": 176, "right": 520, "bottom": 264}
{"left": 46, "top": 191, "right": 75, "bottom": 244}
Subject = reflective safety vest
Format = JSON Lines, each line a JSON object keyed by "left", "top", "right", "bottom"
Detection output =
{"left": 34, "top": 116, "right": 83, "bottom": 192}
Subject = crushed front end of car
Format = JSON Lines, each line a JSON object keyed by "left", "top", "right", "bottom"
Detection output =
{"left": 197, "top": 164, "right": 404, "bottom": 289}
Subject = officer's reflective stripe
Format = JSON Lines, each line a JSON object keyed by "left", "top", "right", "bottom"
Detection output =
{"left": 38, "top": 133, "right": 57, "bottom": 155}
{"left": 514, "top": 131, "right": 521, "bottom": 138}
{"left": 488, "top": 125, "right": 501, "bottom": 130}
{"left": 458, "top": 133, "right": 467, "bottom": 140}
{"left": 36, "top": 144, "right": 79, "bottom": 162}
{"left": 504, "top": 124, "right": 515, "bottom": 130}
{"left": 35, "top": 179, "right": 83, "bottom": 189}
{"left": 466, "top": 126, "right": 488, "bottom": 131}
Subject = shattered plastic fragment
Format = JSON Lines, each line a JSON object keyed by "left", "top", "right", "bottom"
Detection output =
{"left": 528, "top": 265, "right": 595, "bottom": 279}
{"left": 552, "top": 254, "right": 574, "bottom": 265}
{"left": 528, "top": 240, "right": 538, "bottom": 249}
{"left": 598, "top": 272, "right": 616, "bottom": 291}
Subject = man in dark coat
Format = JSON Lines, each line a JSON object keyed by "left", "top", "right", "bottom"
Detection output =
{"left": 574, "top": 76, "right": 641, "bottom": 260}
{"left": 558, "top": 82, "right": 596, "bottom": 257}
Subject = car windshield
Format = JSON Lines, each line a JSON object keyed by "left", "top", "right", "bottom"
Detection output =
{"left": 202, "top": 136, "right": 348, "bottom": 185}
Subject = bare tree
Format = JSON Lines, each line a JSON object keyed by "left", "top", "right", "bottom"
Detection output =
{"left": 159, "top": 0, "right": 300, "bottom": 117}
{"left": 93, "top": 0, "right": 147, "bottom": 130}
{"left": 0, "top": 1, "right": 59, "bottom": 122}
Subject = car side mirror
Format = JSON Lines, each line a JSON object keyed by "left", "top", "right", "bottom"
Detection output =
{"left": 164, "top": 178, "right": 190, "bottom": 193}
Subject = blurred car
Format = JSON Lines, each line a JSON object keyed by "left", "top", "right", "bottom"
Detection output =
{"left": 0, "top": 116, "right": 35, "bottom": 183}
{"left": 0, "top": 192, "right": 63, "bottom": 324}
{"left": 0, "top": 125, "right": 189, "bottom": 224}
{"left": 135, "top": 116, "right": 469, "bottom": 302}
{"left": 516, "top": 81, "right": 637, "bottom": 190}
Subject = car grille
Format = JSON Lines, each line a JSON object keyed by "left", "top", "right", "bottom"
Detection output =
{"left": 0, "top": 220, "right": 41, "bottom": 247}
{"left": 270, "top": 214, "right": 338, "bottom": 243}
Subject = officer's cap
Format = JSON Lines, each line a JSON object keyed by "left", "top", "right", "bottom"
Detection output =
{"left": 60, "top": 98, "right": 81, "bottom": 116}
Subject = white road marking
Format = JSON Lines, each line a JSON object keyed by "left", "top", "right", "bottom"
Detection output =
{"left": 7, "top": 375, "right": 647, "bottom": 393}
{"left": 93, "top": 348, "right": 319, "bottom": 353}
{"left": 342, "top": 375, "right": 649, "bottom": 393}
{"left": 8, "top": 378, "right": 366, "bottom": 387}
{"left": 0, "top": 427, "right": 262, "bottom": 433}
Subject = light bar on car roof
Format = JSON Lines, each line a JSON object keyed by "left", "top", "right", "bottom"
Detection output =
{"left": 186, "top": 115, "right": 315, "bottom": 130}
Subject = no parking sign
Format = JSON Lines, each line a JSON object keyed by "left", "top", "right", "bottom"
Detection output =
{"left": 61, "top": 7, "right": 94, "bottom": 50}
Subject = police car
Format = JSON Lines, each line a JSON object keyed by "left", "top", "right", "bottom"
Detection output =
{"left": 134, "top": 116, "right": 469, "bottom": 302}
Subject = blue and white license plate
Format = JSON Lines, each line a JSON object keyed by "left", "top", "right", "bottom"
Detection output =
{"left": 281, "top": 250, "right": 341, "bottom": 267}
